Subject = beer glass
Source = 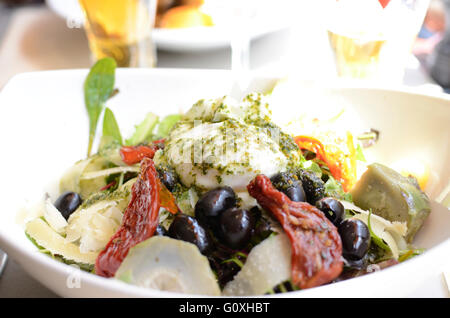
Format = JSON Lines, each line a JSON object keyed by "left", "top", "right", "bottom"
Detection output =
{"left": 326, "top": 0, "right": 430, "bottom": 81}
{"left": 79, "top": 0, "right": 157, "bottom": 67}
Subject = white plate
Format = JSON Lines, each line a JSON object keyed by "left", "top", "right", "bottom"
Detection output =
{"left": 0, "top": 68, "right": 449, "bottom": 298}
{"left": 46, "top": 0, "right": 290, "bottom": 52}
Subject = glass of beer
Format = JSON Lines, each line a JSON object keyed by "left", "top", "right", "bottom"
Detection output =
{"left": 79, "top": 0, "right": 157, "bottom": 67}
{"left": 326, "top": 0, "right": 430, "bottom": 81}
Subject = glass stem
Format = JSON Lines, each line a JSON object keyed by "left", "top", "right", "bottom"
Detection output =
{"left": 230, "top": 26, "right": 250, "bottom": 98}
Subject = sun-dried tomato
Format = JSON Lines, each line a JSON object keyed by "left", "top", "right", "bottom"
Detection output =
{"left": 119, "top": 143, "right": 178, "bottom": 214}
{"left": 120, "top": 145, "right": 157, "bottom": 165}
{"left": 120, "top": 140, "right": 166, "bottom": 166}
{"left": 247, "top": 175, "right": 343, "bottom": 289}
{"left": 95, "top": 158, "right": 161, "bottom": 277}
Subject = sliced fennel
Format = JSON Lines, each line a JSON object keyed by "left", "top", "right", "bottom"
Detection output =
{"left": 61, "top": 154, "right": 138, "bottom": 200}
{"left": 222, "top": 233, "right": 291, "bottom": 296}
{"left": 80, "top": 165, "right": 139, "bottom": 180}
{"left": 115, "top": 236, "right": 220, "bottom": 296}
{"left": 43, "top": 198, "right": 68, "bottom": 234}
{"left": 60, "top": 155, "right": 109, "bottom": 199}
{"left": 77, "top": 156, "right": 111, "bottom": 198}
{"left": 59, "top": 157, "right": 94, "bottom": 196}
{"left": 98, "top": 145, "right": 126, "bottom": 167}
{"left": 341, "top": 201, "right": 407, "bottom": 259}
{"left": 25, "top": 218, "right": 97, "bottom": 264}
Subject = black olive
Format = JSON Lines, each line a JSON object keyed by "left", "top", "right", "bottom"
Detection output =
{"left": 338, "top": 219, "right": 371, "bottom": 261}
{"left": 194, "top": 186, "right": 237, "bottom": 229}
{"left": 270, "top": 172, "right": 306, "bottom": 202}
{"left": 219, "top": 207, "right": 255, "bottom": 249}
{"left": 296, "top": 169, "right": 325, "bottom": 204}
{"left": 284, "top": 185, "right": 306, "bottom": 202}
{"left": 54, "top": 192, "right": 82, "bottom": 220}
{"left": 249, "top": 206, "right": 272, "bottom": 241}
{"left": 155, "top": 224, "right": 167, "bottom": 236}
{"left": 157, "top": 168, "right": 177, "bottom": 191}
{"left": 315, "top": 197, "right": 345, "bottom": 226}
{"left": 168, "top": 214, "right": 211, "bottom": 255}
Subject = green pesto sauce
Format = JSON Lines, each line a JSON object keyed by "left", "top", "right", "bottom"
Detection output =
{"left": 80, "top": 183, "right": 131, "bottom": 209}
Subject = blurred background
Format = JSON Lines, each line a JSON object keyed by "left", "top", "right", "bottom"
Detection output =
{"left": 0, "top": 0, "right": 449, "bottom": 92}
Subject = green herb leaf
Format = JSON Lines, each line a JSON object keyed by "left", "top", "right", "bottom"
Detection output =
{"left": 156, "top": 114, "right": 181, "bottom": 139}
{"left": 398, "top": 248, "right": 425, "bottom": 262}
{"left": 367, "top": 209, "right": 391, "bottom": 252}
{"left": 125, "top": 112, "right": 159, "bottom": 146}
{"left": 355, "top": 143, "right": 366, "bottom": 162}
{"left": 99, "top": 107, "right": 123, "bottom": 151}
{"left": 303, "top": 160, "right": 323, "bottom": 177}
{"left": 324, "top": 175, "right": 352, "bottom": 202}
{"left": 84, "top": 57, "right": 117, "bottom": 156}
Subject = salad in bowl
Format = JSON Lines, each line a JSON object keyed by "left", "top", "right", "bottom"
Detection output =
{"left": 23, "top": 59, "right": 434, "bottom": 296}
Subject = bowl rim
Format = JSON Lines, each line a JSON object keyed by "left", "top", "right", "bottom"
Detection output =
{"left": 0, "top": 67, "right": 449, "bottom": 298}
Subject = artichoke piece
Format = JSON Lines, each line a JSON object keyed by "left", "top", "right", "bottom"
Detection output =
{"left": 115, "top": 236, "right": 220, "bottom": 296}
{"left": 222, "top": 233, "right": 291, "bottom": 296}
{"left": 351, "top": 163, "right": 431, "bottom": 243}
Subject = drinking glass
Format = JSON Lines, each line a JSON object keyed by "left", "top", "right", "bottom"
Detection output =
{"left": 202, "top": 0, "right": 261, "bottom": 98}
{"left": 325, "top": 0, "right": 430, "bottom": 81}
{"left": 78, "top": 0, "right": 157, "bottom": 67}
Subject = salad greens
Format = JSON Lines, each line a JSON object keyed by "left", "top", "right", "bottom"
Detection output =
{"left": 367, "top": 209, "right": 391, "bottom": 253}
{"left": 84, "top": 57, "right": 117, "bottom": 156}
{"left": 125, "top": 112, "right": 159, "bottom": 146}
{"left": 156, "top": 114, "right": 182, "bottom": 139}
{"left": 324, "top": 175, "right": 352, "bottom": 202}
{"left": 83, "top": 58, "right": 181, "bottom": 152}
{"left": 99, "top": 107, "right": 123, "bottom": 151}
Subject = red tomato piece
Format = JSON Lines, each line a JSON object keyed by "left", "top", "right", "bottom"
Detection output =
{"left": 120, "top": 145, "right": 157, "bottom": 165}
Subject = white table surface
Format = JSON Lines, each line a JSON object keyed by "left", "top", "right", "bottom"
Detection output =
{"left": 0, "top": 4, "right": 443, "bottom": 298}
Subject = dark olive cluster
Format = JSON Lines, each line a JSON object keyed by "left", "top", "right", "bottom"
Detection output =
{"left": 270, "top": 170, "right": 325, "bottom": 205}
{"left": 316, "top": 197, "right": 370, "bottom": 267}
{"left": 270, "top": 171, "right": 371, "bottom": 267}
{"left": 165, "top": 186, "right": 272, "bottom": 286}
{"left": 166, "top": 186, "right": 266, "bottom": 255}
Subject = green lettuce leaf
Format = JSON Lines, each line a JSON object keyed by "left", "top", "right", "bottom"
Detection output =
{"left": 125, "top": 112, "right": 159, "bottom": 146}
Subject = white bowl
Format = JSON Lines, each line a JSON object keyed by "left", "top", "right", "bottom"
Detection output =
{"left": 0, "top": 68, "right": 449, "bottom": 297}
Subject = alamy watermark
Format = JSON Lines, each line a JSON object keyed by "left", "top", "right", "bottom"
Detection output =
{"left": 167, "top": 120, "right": 283, "bottom": 166}
{"left": 66, "top": 264, "right": 82, "bottom": 289}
